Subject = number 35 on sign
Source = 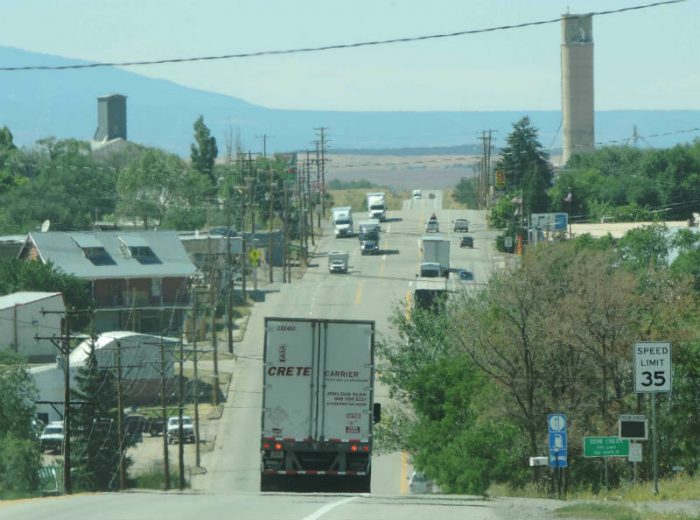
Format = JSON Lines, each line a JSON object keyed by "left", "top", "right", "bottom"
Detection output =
{"left": 634, "top": 342, "right": 672, "bottom": 393}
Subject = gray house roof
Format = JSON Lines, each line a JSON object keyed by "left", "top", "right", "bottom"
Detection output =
{"left": 25, "top": 231, "right": 197, "bottom": 280}
{"left": 0, "top": 291, "right": 63, "bottom": 311}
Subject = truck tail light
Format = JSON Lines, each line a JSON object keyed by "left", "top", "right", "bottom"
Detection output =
{"left": 274, "top": 442, "right": 283, "bottom": 451}
{"left": 362, "top": 445, "right": 369, "bottom": 452}
{"left": 262, "top": 442, "right": 271, "bottom": 449}
{"left": 350, "top": 445, "right": 358, "bottom": 452}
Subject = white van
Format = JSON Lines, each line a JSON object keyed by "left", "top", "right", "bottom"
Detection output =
{"left": 412, "top": 189, "right": 422, "bottom": 199}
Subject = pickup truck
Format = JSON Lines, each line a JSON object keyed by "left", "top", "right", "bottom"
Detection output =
{"left": 167, "top": 415, "right": 196, "bottom": 444}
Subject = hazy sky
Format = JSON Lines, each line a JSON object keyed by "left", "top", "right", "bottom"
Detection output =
{"left": 1, "top": 0, "right": 698, "bottom": 111}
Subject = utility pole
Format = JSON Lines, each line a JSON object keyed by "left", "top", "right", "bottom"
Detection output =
{"left": 225, "top": 186, "right": 234, "bottom": 354}
{"left": 37, "top": 308, "right": 94, "bottom": 495}
{"left": 61, "top": 316, "right": 72, "bottom": 495}
{"left": 268, "top": 163, "right": 274, "bottom": 283}
{"left": 177, "top": 334, "right": 185, "bottom": 490}
{"left": 158, "top": 314, "right": 171, "bottom": 490}
{"left": 315, "top": 127, "right": 329, "bottom": 219}
{"left": 315, "top": 141, "right": 321, "bottom": 228}
{"left": 115, "top": 339, "right": 127, "bottom": 490}
{"left": 306, "top": 150, "right": 314, "bottom": 246}
{"left": 192, "top": 291, "right": 202, "bottom": 468}
{"left": 205, "top": 243, "right": 219, "bottom": 406}
{"left": 297, "top": 163, "right": 306, "bottom": 265}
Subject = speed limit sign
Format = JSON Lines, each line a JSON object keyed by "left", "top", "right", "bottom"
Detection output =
{"left": 634, "top": 342, "right": 672, "bottom": 393}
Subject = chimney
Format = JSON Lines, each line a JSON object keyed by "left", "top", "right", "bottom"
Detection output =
{"left": 94, "top": 94, "right": 127, "bottom": 141}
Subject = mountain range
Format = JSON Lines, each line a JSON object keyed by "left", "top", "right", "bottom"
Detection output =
{"left": 1, "top": 46, "right": 698, "bottom": 156}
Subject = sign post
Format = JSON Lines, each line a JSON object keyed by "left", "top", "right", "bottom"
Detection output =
{"left": 548, "top": 414, "right": 567, "bottom": 499}
{"left": 634, "top": 341, "right": 672, "bottom": 495}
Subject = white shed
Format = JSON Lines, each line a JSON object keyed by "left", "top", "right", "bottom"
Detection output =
{"left": 30, "top": 331, "right": 179, "bottom": 423}
{"left": 0, "top": 292, "right": 65, "bottom": 362}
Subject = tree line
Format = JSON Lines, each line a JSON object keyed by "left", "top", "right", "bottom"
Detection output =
{"left": 452, "top": 117, "right": 700, "bottom": 245}
{"left": 0, "top": 119, "right": 322, "bottom": 241}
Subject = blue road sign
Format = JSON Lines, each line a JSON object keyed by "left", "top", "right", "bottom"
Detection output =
{"left": 549, "top": 431, "right": 568, "bottom": 468}
{"left": 548, "top": 413, "right": 567, "bottom": 433}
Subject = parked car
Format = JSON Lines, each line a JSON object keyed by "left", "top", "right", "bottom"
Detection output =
{"left": 453, "top": 218, "right": 469, "bottom": 232}
{"left": 458, "top": 270, "right": 474, "bottom": 281}
{"left": 409, "top": 471, "right": 434, "bottom": 494}
{"left": 460, "top": 236, "right": 474, "bottom": 248}
{"left": 39, "top": 422, "right": 64, "bottom": 453}
{"left": 167, "top": 415, "right": 196, "bottom": 444}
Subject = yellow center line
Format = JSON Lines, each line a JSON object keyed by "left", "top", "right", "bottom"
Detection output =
{"left": 354, "top": 281, "right": 365, "bottom": 305}
{"left": 400, "top": 450, "right": 409, "bottom": 495}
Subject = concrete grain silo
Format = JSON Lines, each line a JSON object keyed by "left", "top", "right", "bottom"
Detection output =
{"left": 561, "top": 14, "right": 594, "bottom": 164}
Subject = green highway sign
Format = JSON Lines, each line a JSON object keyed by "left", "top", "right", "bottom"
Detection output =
{"left": 584, "top": 436, "right": 630, "bottom": 458}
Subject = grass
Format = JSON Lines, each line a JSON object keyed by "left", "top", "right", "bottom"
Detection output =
{"left": 328, "top": 188, "right": 405, "bottom": 213}
{"left": 554, "top": 503, "right": 700, "bottom": 520}
{"left": 132, "top": 467, "right": 188, "bottom": 490}
{"left": 441, "top": 188, "right": 469, "bottom": 210}
{"left": 572, "top": 474, "right": 700, "bottom": 502}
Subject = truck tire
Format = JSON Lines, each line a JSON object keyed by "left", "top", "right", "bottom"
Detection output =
{"left": 260, "top": 474, "right": 284, "bottom": 492}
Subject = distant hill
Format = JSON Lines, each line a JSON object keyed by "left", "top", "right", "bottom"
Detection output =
{"left": 1, "top": 46, "right": 699, "bottom": 155}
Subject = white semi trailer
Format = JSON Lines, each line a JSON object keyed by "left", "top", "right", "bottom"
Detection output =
{"left": 260, "top": 318, "right": 379, "bottom": 493}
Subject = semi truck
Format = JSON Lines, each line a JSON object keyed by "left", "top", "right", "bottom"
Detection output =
{"left": 421, "top": 235, "right": 450, "bottom": 278}
{"left": 328, "top": 251, "right": 349, "bottom": 274}
{"left": 331, "top": 206, "right": 354, "bottom": 237}
{"left": 357, "top": 219, "right": 380, "bottom": 255}
{"left": 366, "top": 192, "right": 386, "bottom": 221}
{"left": 260, "top": 318, "right": 379, "bottom": 493}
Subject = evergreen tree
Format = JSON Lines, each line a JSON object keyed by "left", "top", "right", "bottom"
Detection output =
{"left": 70, "top": 342, "right": 124, "bottom": 491}
{"left": 495, "top": 116, "right": 553, "bottom": 214}
{"left": 191, "top": 116, "right": 218, "bottom": 185}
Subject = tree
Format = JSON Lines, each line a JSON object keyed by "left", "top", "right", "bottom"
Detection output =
{"left": 70, "top": 342, "right": 125, "bottom": 491}
{"left": 191, "top": 116, "right": 218, "bottom": 185}
{"left": 451, "top": 177, "right": 477, "bottom": 208}
{"left": 0, "top": 354, "right": 42, "bottom": 493}
{"left": 117, "top": 148, "right": 209, "bottom": 230}
{"left": 0, "top": 138, "right": 117, "bottom": 232}
{"left": 0, "top": 259, "right": 91, "bottom": 312}
{"left": 495, "top": 117, "right": 552, "bottom": 193}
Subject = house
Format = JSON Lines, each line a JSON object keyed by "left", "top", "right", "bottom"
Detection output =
{"left": 0, "top": 292, "right": 65, "bottom": 362}
{"left": 30, "top": 331, "right": 180, "bottom": 423}
{"left": 19, "top": 231, "right": 197, "bottom": 334}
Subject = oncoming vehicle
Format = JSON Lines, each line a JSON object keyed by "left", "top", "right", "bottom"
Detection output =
{"left": 167, "top": 415, "right": 196, "bottom": 444}
{"left": 425, "top": 217, "right": 439, "bottom": 233}
{"left": 412, "top": 189, "right": 422, "bottom": 199}
{"left": 453, "top": 218, "right": 469, "bottom": 232}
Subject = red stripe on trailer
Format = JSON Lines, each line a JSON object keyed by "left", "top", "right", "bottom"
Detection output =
{"left": 328, "top": 438, "right": 341, "bottom": 443}
{"left": 306, "top": 470, "right": 318, "bottom": 475}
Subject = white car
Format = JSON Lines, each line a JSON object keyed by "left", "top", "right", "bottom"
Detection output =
{"left": 412, "top": 189, "right": 422, "bottom": 199}
{"left": 408, "top": 471, "right": 434, "bottom": 494}
{"left": 167, "top": 415, "right": 196, "bottom": 444}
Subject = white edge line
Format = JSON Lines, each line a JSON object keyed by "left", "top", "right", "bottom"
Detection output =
{"left": 301, "top": 496, "right": 359, "bottom": 520}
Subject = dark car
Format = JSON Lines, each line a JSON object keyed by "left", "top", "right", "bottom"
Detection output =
{"left": 458, "top": 270, "right": 474, "bottom": 281}
{"left": 460, "top": 236, "right": 474, "bottom": 248}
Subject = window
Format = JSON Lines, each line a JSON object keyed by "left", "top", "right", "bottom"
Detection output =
{"left": 151, "top": 278, "right": 162, "bottom": 298}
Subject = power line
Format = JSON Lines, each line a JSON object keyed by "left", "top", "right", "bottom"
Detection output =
{"left": 0, "top": 0, "right": 685, "bottom": 72}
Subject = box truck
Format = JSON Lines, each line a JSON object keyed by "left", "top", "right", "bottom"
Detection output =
{"left": 328, "top": 251, "right": 349, "bottom": 274}
{"left": 421, "top": 235, "right": 450, "bottom": 278}
{"left": 331, "top": 206, "right": 354, "bottom": 237}
{"left": 260, "top": 318, "right": 379, "bottom": 493}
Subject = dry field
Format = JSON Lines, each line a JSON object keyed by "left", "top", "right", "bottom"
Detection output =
{"left": 326, "top": 153, "right": 480, "bottom": 190}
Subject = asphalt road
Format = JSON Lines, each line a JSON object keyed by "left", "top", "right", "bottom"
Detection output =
{"left": 3, "top": 190, "right": 535, "bottom": 520}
